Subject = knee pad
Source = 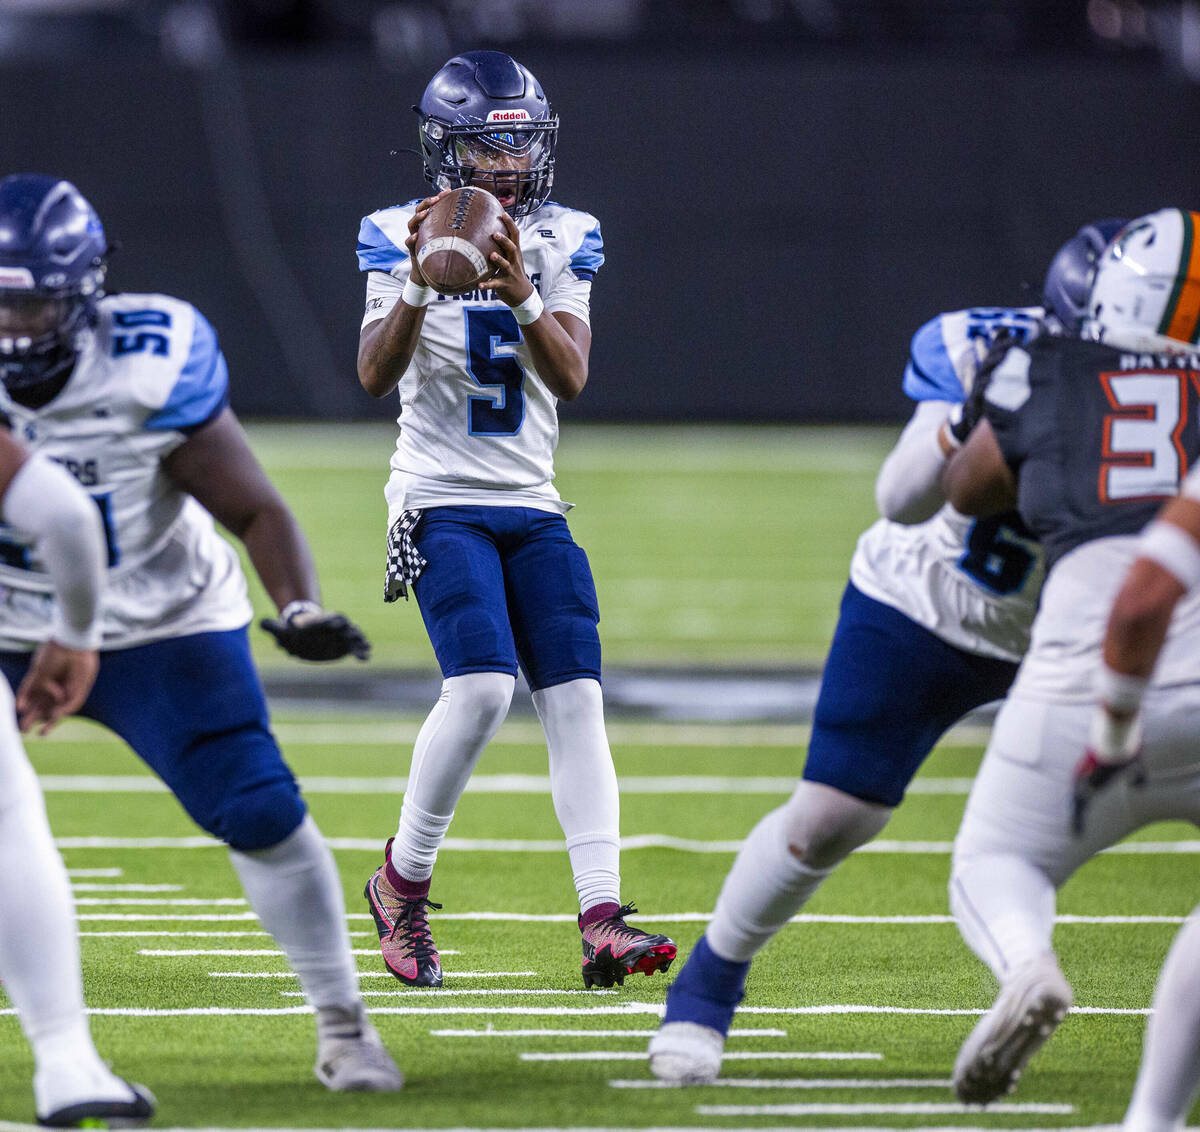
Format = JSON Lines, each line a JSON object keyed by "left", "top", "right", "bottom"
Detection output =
{"left": 211, "top": 777, "right": 307, "bottom": 852}
{"left": 780, "top": 779, "right": 893, "bottom": 870}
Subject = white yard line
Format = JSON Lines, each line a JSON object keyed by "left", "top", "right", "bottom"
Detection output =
{"left": 428, "top": 1027, "right": 790, "bottom": 1038}
{"left": 53, "top": 834, "right": 1200, "bottom": 854}
{"left": 140, "top": 948, "right": 458, "bottom": 957}
{"left": 696, "top": 1103, "right": 1074, "bottom": 1116}
{"left": 37, "top": 773, "right": 975, "bottom": 796}
{"left": 611, "top": 1074, "right": 948, "bottom": 1085}
{"left": 529, "top": 1053, "right": 888, "bottom": 1064}
{"left": 73, "top": 898, "right": 247, "bottom": 906}
{"left": 0, "top": 1125, "right": 1127, "bottom": 1132}
{"left": 280, "top": 988, "right": 617, "bottom": 997}
{"left": 65, "top": 868, "right": 122, "bottom": 877}
{"left": 70, "top": 884, "right": 183, "bottom": 892}
{"left": 39, "top": 718, "right": 994, "bottom": 749}
{"left": 71, "top": 909, "right": 1194, "bottom": 927}
{"left": 209, "top": 970, "right": 530, "bottom": 978}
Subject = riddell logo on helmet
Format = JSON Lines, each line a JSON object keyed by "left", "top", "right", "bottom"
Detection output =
{"left": 486, "top": 109, "right": 530, "bottom": 122}
{"left": 0, "top": 267, "right": 35, "bottom": 289}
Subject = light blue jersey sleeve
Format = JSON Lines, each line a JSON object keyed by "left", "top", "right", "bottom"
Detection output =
{"left": 143, "top": 307, "right": 230, "bottom": 433}
{"left": 567, "top": 220, "right": 604, "bottom": 282}
{"left": 357, "top": 210, "right": 410, "bottom": 274}
{"left": 902, "top": 315, "right": 965, "bottom": 403}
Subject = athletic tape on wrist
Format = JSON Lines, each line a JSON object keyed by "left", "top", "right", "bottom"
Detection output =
{"left": 511, "top": 288, "right": 544, "bottom": 326}
{"left": 1138, "top": 519, "right": 1200, "bottom": 592}
{"left": 1095, "top": 663, "right": 1149, "bottom": 716}
{"left": 402, "top": 278, "right": 435, "bottom": 308}
{"left": 281, "top": 599, "right": 322, "bottom": 624}
{"left": 1088, "top": 700, "right": 1143, "bottom": 764}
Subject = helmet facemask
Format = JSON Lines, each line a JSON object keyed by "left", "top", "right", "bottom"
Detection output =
{"left": 0, "top": 262, "right": 105, "bottom": 392}
{"left": 421, "top": 117, "right": 557, "bottom": 218}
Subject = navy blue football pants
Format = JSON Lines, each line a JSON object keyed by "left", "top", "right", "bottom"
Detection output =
{"left": 410, "top": 506, "right": 602, "bottom": 692}
{"left": 0, "top": 628, "right": 305, "bottom": 851}
{"left": 803, "top": 582, "right": 1020, "bottom": 807}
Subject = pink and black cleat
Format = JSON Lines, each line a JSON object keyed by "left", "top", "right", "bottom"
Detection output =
{"left": 363, "top": 840, "right": 443, "bottom": 987}
{"left": 579, "top": 902, "right": 677, "bottom": 989}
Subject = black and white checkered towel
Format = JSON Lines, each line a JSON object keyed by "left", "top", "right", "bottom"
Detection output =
{"left": 384, "top": 509, "right": 428, "bottom": 602}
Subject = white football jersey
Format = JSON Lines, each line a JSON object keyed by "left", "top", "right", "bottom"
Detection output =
{"left": 0, "top": 292, "right": 252, "bottom": 651}
{"left": 357, "top": 199, "right": 602, "bottom": 520}
{"left": 850, "top": 307, "right": 1046, "bottom": 664}
{"left": 1015, "top": 535, "right": 1200, "bottom": 700}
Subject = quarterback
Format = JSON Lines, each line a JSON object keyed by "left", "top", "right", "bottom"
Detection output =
{"left": 649, "top": 221, "right": 1124, "bottom": 1084}
{"left": 0, "top": 174, "right": 402, "bottom": 1094}
{"left": 942, "top": 208, "right": 1200, "bottom": 1110}
{"left": 355, "top": 50, "right": 676, "bottom": 990}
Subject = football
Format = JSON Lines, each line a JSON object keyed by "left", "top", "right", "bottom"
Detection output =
{"left": 414, "top": 187, "right": 506, "bottom": 296}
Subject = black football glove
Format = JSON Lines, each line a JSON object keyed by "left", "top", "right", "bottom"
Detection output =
{"left": 260, "top": 601, "right": 371, "bottom": 662}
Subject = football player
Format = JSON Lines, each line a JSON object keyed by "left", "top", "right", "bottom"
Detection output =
{"left": 648, "top": 220, "right": 1124, "bottom": 1085}
{"left": 0, "top": 421, "right": 155, "bottom": 1125}
{"left": 355, "top": 51, "right": 677, "bottom": 990}
{"left": 0, "top": 174, "right": 403, "bottom": 1093}
{"left": 940, "top": 208, "right": 1200, "bottom": 1107}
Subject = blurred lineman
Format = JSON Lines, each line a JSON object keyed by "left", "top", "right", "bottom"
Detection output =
{"left": 356, "top": 51, "right": 676, "bottom": 989}
{"left": 0, "top": 174, "right": 403, "bottom": 1092}
{"left": 649, "top": 221, "right": 1123, "bottom": 1084}
{"left": 940, "top": 208, "right": 1200, "bottom": 1112}
{"left": 0, "top": 424, "right": 154, "bottom": 1124}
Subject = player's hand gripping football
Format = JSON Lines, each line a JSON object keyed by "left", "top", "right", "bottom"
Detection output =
{"left": 260, "top": 601, "right": 371, "bottom": 662}
{"left": 403, "top": 191, "right": 451, "bottom": 287}
{"left": 480, "top": 212, "right": 534, "bottom": 306}
{"left": 1071, "top": 704, "right": 1146, "bottom": 836}
{"left": 15, "top": 641, "right": 99, "bottom": 735}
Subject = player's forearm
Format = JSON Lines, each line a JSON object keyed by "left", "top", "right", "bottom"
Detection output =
{"left": 875, "top": 400, "right": 956, "bottom": 524}
{"left": 358, "top": 306, "right": 425, "bottom": 398}
{"left": 239, "top": 503, "right": 322, "bottom": 612}
{"left": 522, "top": 315, "right": 588, "bottom": 401}
{"left": 1103, "top": 565, "right": 1178, "bottom": 679}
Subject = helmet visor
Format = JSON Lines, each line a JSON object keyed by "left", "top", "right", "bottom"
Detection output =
{"left": 452, "top": 128, "right": 550, "bottom": 172}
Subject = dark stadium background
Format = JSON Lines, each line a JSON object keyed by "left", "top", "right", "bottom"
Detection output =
{"left": 2, "top": 0, "right": 1198, "bottom": 424}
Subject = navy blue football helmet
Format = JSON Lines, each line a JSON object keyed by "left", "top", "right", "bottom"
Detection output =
{"left": 0, "top": 174, "right": 107, "bottom": 391}
{"left": 1042, "top": 218, "right": 1127, "bottom": 335}
{"left": 415, "top": 51, "right": 557, "bottom": 218}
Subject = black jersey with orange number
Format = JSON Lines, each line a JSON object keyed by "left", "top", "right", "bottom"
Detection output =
{"left": 982, "top": 334, "right": 1200, "bottom": 572}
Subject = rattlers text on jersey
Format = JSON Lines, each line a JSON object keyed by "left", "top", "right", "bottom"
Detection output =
{"left": 357, "top": 200, "right": 602, "bottom": 518}
{"left": 850, "top": 306, "right": 1045, "bottom": 662}
{"left": 0, "top": 292, "right": 251, "bottom": 650}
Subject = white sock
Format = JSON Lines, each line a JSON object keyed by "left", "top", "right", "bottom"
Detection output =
{"left": 950, "top": 851, "right": 1057, "bottom": 980}
{"left": 0, "top": 723, "right": 130, "bottom": 1113}
{"left": 391, "top": 673, "right": 514, "bottom": 881}
{"left": 229, "top": 814, "right": 358, "bottom": 1010}
{"left": 1123, "top": 910, "right": 1200, "bottom": 1131}
{"left": 706, "top": 803, "right": 832, "bottom": 962}
{"left": 533, "top": 679, "right": 621, "bottom": 914}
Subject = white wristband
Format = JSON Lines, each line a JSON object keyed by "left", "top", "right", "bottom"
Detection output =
{"left": 510, "top": 288, "right": 544, "bottom": 326}
{"left": 281, "top": 599, "right": 322, "bottom": 624}
{"left": 1138, "top": 519, "right": 1200, "bottom": 592}
{"left": 402, "top": 278, "right": 435, "bottom": 308}
{"left": 1088, "top": 702, "right": 1143, "bottom": 764}
{"left": 1095, "top": 663, "right": 1149, "bottom": 715}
